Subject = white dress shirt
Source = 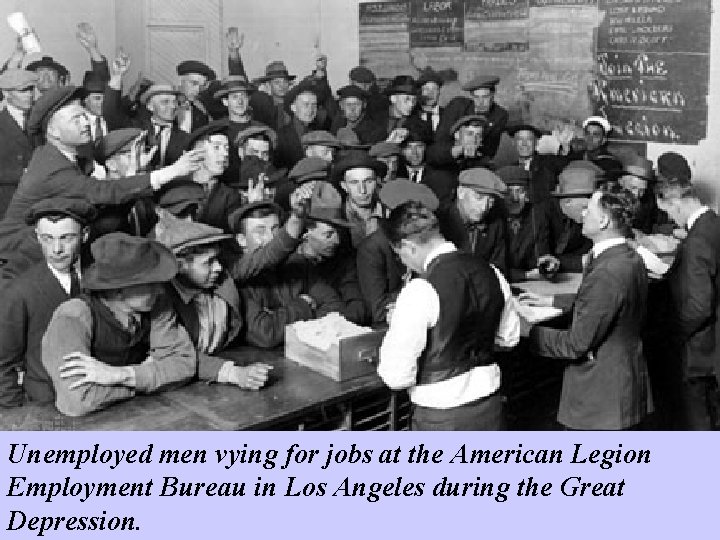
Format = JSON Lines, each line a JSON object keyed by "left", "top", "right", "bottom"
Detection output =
{"left": 87, "top": 111, "right": 107, "bottom": 140}
{"left": 422, "top": 107, "right": 440, "bottom": 131}
{"left": 47, "top": 264, "right": 80, "bottom": 296}
{"left": 378, "top": 242, "right": 520, "bottom": 408}
{"left": 686, "top": 206, "right": 710, "bottom": 231}
{"left": 591, "top": 237, "right": 627, "bottom": 258}
{"left": 5, "top": 103, "right": 26, "bottom": 130}
{"left": 408, "top": 166, "right": 424, "bottom": 184}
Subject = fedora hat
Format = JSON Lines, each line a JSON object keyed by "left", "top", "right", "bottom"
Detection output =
{"left": 256, "top": 60, "right": 296, "bottom": 83}
{"left": 307, "top": 183, "right": 350, "bottom": 228}
{"left": 213, "top": 75, "right": 255, "bottom": 99}
{"left": 554, "top": 168, "right": 599, "bottom": 198}
{"left": 26, "top": 56, "right": 69, "bottom": 77}
{"left": 386, "top": 75, "right": 418, "bottom": 96}
{"left": 379, "top": 179, "right": 439, "bottom": 211}
{"left": 140, "top": 84, "right": 182, "bottom": 106}
{"left": 335, "top": 151, "right": 387, "bottom": 180}
{"left": 82, "top": 233, "right": 178, "bottom": 291}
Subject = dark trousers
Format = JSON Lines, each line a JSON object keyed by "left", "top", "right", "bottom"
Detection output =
{"left": 679, "top": 377, "right": 718, "bottom": 431}
{"left": 411, "top": 393, "right": 505, "bottom": 431}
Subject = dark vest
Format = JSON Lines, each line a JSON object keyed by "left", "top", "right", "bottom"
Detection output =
{"left": 85, "top": 295, "right": 150, "bottom": 368}
{"left": 416, "top": 251, "right": 505, "bottom": 385}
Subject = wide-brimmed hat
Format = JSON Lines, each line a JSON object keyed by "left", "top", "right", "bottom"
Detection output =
{"left": 153, "top": 210, "right": 231, "bottom": 254}
{"left": 417, "top": 68, "right": 444, "bottom": 88}
{"left": 337, "top": 85, "right": 368, "bottom": 101}
{"left": 176, "top": 60, "right": 216, "bottom": 80}
{"left": 27, "top": 85, "right": 87, "bottom": 137}
{"left": 213, "top": 75, "right": 255, "bottom": 99}
{"left": 307, "top": 183, "right": 350, "bottom": 228}
{"left": 553, "top": 168, "right": 599, "bottom": 198}
{"left": 369, "top": 141, "right": 401, "bottom": 158}
{"left": 94, "top": 128, "right": 143, "bottom": 164}
{"left": 140, "top": 84, "right": 182, "bottom": 106}
{"left": 284, "top": 80, "right": 319, "bottom": 109}
{"left": 349, "top": 66, "right": 375, "bottom": 84}
{"left": 0, "top": 68, "right": 37, "bottom": 90}
{"left": 25, "top": 197, "right": 97, "bottom": 226}
{"left": 334, "top": 151, "right": 387, "bottom": 179}
{"left": 621, "top": 156, "right": 655, "bottom": 181}
{"left": 26, "top": 56, "right": 68, "bottom": 77}
{"left": 336, "top": 127, "right": 370, "bottom": 150}
{"left": 82, "top": 233, "right": 178, "bottom": 290}
{"left": 301, "top": 130, "right": 341, "bottom": 148}
{"left": 458, "top": 168, "right": 507, "bottom": 197}
{"left": 379, "top": 179, "right": 439, "bottom": 211}
{"left": 506, "top": 124, "right": 545, "bottom": 139}
{"left": 385, "top": 75, "right": 418, "bottom": 96}
{"left": 256, "top": 60, "right": 296, "bottom": 83}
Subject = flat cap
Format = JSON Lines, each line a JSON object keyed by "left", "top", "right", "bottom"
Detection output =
{"left": 496, "top": 165, "right": 529, "bottom": 187}
{"left": 156, "top": 180, "right": 205, "bottom": 217}
{"left": 176, "top": 60, "right": 216, "bottom": 80}
{"left": 25, "top": 197, "right": 97, "bottom": 226}
{"left": 379, "top": 179, "right": 439, "bottom": 211}
{"left": 153, "top": 210, "right": 230, "bottom": 254}
{"left": 26, "top": 56, "right": 68, "bottom": 77}
{"left": 27, "top": 85, "right": 86, "bottom": 137}
{"left": 337, "top": 85, "right": 368, "bottom": 101}
{"left": 349, "top": 66, "right": 375, "bottom": 84}
{"left": 462, "top": 75, "right": 500, "bottom": 92}
{"left": 0, "top": 69, "right": 38, "bottom": 90}
{"left": 140, "top": 84, "right": 181, "bottom": 105}
{"left": 582, "top": 115, "right": 612, "bottom": 134}
{"left": 554, "top": 168, "right": 598, "bottom": 198}
{"left": 622, "top": 156, "right": 654, "bottom": 181}
{"left": 450, "top": 114, "right": 487, "bottom": 135}
{"left": 564, "top": 160, "right": 604, "bottom": 176}
{"left": 228, "top": 201, "right": 284, "bottom": 233}
{"left": 417, "top": 68, "right": 443, "bottom": 87}
{"left": 506, "top": 124, "right": 545, "bottom": 138}
{"left": 458, "top": 168, "right": 507, "bottom": 196}
{"left": 186, "top": 118, "right": 229, "bottom": 150}
{"left": 336, "top": 127, "right": 370, "bottom": 150}
{"left": 307, "top": 183, "right": 350, "bottom": 228}
{"left": 288, "top": 157, "right": 330, "bottom": 184}
{"left": 235, "top": 125, "right": 278, "bottom": 149}
{"left": 657, "top": 151, "right": 691, "bottom": 181}
{"left": 369, "top": 141, "right": 401, "bottom": 158}
{"left": 94, "top": 128, "right": 143, "bottom": 164}
{"left": 213, "top": 75, "right": 254, "bottom": 99}
{"left": 301, "top": 130, "right": 341, "bottom": 148}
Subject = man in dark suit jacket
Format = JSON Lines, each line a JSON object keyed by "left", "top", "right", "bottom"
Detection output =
{"left": 656, "top": 178, "right": 720, "bottom": 430}
{"left": 433, "top": 76, "right": 508, "bottom": 160}
{"left": 417, "top": 69, "right": 445, "bottom": 142}
{"left": 0, "top": 69, "right": 37, "bottom": 218}
{"left": 0, "top": 86, "right": 202, "bottom": 285}
{"left": 371, "top": 75, "right": 431, "bottom": 144}
{"left": 330, "top": 85, "right": 385, "bottom": 145}
{"left": 0, "top": 198, "right": 95, "bottom": 407}
{"left": 525, "top": 189, "right": 651, "bottom": 430}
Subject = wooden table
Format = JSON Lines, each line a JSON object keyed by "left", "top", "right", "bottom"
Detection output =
{"left": 0, "top": 347, "right": 406, "bottom": 431}
{"left": 512, "top": 272, "right": 583, "bottom": 298}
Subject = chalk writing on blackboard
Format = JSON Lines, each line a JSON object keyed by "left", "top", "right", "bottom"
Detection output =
{"left": 409, "top": 1, "right": 465, "bottom": 47}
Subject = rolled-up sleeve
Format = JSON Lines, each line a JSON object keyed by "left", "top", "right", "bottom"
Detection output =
{"left": 378, "top": 279, "right": 438, "bottom": 390}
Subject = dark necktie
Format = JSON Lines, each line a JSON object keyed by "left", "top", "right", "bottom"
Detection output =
{"left": 582, "top": 251, "right": 595, "bottom": 278}
{"left": 69, "top": 270, "right": 81, "bottom": 296}
{"left": 94, "top": 116, "right": 103, "bottom": 141}
{"left": 411, "top": 170, "right": 419, "bottom": 183}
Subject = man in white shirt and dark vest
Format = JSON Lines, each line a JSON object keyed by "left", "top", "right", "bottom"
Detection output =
{"left": 377, "top": 185, "right": 519, "bottom": 430}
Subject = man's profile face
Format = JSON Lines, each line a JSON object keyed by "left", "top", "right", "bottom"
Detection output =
{"left": 36, "top": 217, "right": 84, "bottom": 273}
{"left": 341, "top": 167, "right": 377, "bottom": 208}
{"left": 49, "top": 103, "right": 91, "bottom": 146}
{"left": 179, "top": 246, "right": 223, "bottom": 290}
{"left": 558, "top": 197, "right": 589, "bottom": 224}
{"left": 199, "top": 134, "right": 230, "bottom": 176}
{"left": 238, "top": 214, "right": 281, "bottom": 253}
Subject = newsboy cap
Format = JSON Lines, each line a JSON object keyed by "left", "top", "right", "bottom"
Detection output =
{"left": 25, "top": 197, "right": 97, "bottom": 226}
{"left": 458, "top": 168, "right": 507, "bottom": 197}
{"left": 156, "top": 180, "right": 205, "bottom": 217}
{"left": 288, "top": 157, "right": 330, "bottom": 184}
{"left": 301, "top": 130, "right": 341, "bottom": 148}
{"left": 337, "top": 85, "right": 368, "bottom": 101}
{"left": 235, "top": 124, "right": 278, "bottom": 149}
{"left": 379, "top": 179, "right": 439, "bottom": 211}
{"left": 94, "top": 128, "right": 143, "bottom": 165}
{"left": 449, "top": 114, "right": 487, "bottom": 135}
{"left": 27, "top": 85, "right": 87, "bottom": 137}
{"left": 153, "top": 211, "right": 230, "bottom": 255}
{"left": 334, "top": 151, "right": 387, "bottom": 179}
{"left": 140, "top": 84, "right": 181, "bottom": 106}
{"left": 462, "top": 76, "right": 500, "bottom": 92}
{"left": 228, "top": 201, "right": 284, "bottom": 233}
{"left": 176, "top": 60, "right": 216, "bottom": 80}
{"left": 0, "top": 69, "right": 38, "bottom": 90}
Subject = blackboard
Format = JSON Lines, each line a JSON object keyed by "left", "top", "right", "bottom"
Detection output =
{"left": 357, "top": 0, "right": 711, "bottom": 144}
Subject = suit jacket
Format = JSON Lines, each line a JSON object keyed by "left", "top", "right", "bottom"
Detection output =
{"left": 372, "top": 109, "right": 432, "bottom": 143}
{"left": 273, "top": 116, "right": 330, "bottom": 170}
{"left": 0, "top": 109, "right": 33, "bottom": 219}
{"left": 103, "top": 87, "right": 189, "bottom": 168}
{"left": 331, "top": 113, "right": 386, "bottom": 145}
{"left": 432, "top": 99, "right": 508, "bottom": 159}
{"left": 530, "top": 243, "right": 651, "bottom": 429}
{"left": 506, "top": 201, "right": 553, "bottom": 282}
{"left": 197, "top": 180, "right": 243, "bottom": 232}
{"left": 0, "top": 262, "right": 70, "bottom": 406}
{"left": 356, "top": 228, "right": 405, "bottom": 325}
{"left": 666, "top": 210, "right": 720, "bottom": 381}
{"left": 0, "top": 145, "right": 152, "bottom": 282}
{"left": 398, "top": 163, "right": 458, "bottom": 211}
{"left": 417, "top": 106, "right": 445, "bottom": 141}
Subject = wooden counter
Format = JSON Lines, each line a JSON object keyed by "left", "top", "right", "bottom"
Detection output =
{"left": 513, "top": 272, "right": 583, "bottom": 298}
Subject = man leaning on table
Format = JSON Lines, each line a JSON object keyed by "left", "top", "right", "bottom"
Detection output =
{"left": 376, "top": 181, "right": 519, "bottom": 431}
{"left": 521, "top": 188, "right": 651, "bottom": 430}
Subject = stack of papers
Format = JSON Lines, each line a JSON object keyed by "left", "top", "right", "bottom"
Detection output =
{"left": 289, "top": 313, "right": 372, "bottom": 351}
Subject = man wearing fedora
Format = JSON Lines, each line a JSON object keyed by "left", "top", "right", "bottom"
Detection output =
{"left": 41, "top": 233, "right": 197, "bottom": 417}
{"left": 434, "top": 76, "right": 508, "bottom": 159}
{"left": 374, "top": 75, "right": 431, "bottom": 144}
{"left": 0, "top": 198, "right": 95, "bottom": 407}
{"left": 152, "top": 211, "right": 273, "bottom": 391}
{"left": 295, "top": 183, "right": 369, "bottom": 325}
{"left": 229, "top": 198, "right": 342, "bottom": 349}
{"left": 103, "top": 52, "right": 190, "bottom": 169}
{"left": 522, "top": 188, "right": 651, "bottom": 430}
{"left": 0, "top": 85, "right": 203, "bottom": 286}
{"left": 441, "top": 167, "right": 509, "bottom": 276}
{"left": 26, "top": 56, "right": 69, "bottom": 95}
{"left": 0, "top": 69, "right": 37, "bottom": 219}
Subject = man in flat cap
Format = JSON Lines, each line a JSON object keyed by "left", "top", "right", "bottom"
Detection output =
{"left": 0, "top": 198, "right": 95, "bottom": 407}
{"left": 348, "top": 65, "right": 388, "bottom": 119}
{"left": 375, "top": 75, "right": 431, "bottom": 144}
{"left": 103, "top": 52, "right": 190, "bottom": 169}
{"left": 568, "top": 116, "right": 623, "bottom": 175}
{"left": 442, "top": 167, "right": 509, "bottom": 276}
{"left": 433, "top": 75, "right": 508, "bottom": 161}
{"left": 427, "top": 114, "right": 493, "bottom": 171}
{"left": 184, "top": 120, "right": 242, "bottom": 233}
{"left": 156, "top": 180, "right": 205, "bottom": 222}
{"left": 0, "top": 85, "right": 203, "bottom": 285}
{"left": 152, "top": 211, "right": 272, "bottom": 390}
{"left": 302, "top": 130, "right": 340, "bottom": 163}
{"left": 26, "top": 56, "right": 69, "bottom": 95}
{"left": 0, "top": 69, "right": 37, "bottom": 218}
{"left": 175, "top": 60, "right": 216, "bottom": 133}
{"left": 41, "top": 233, "right": 197, "bottom": 417}
{"left": 330, "top": 85, "right": 385, "bottom": 144}
{"left": 377, "top": 187, "right": 518, "bottom": 430}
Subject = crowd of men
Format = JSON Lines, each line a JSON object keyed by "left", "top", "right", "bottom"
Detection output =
{"left": 0, "top": 24, "right": 718, "bottom": 431}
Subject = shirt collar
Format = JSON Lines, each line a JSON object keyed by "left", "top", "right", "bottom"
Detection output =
{"left": 172, "top": 278, "right": 203, "bottom": 304}
{"left": 687, "top": 206, "right": 710, "bottom": 231}
{"left": 592, "top": 237, "right": 626, "bottom": 258}
{"left": 422, "top": 106, "right": 440, "bottom": 115}
{"left": 5, "top": 103, "right": 25, "bottom": 127}
{"left": 423, "top": 241, "right": 456, "bottom": 271}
